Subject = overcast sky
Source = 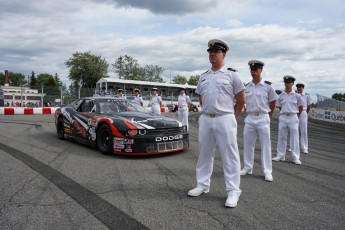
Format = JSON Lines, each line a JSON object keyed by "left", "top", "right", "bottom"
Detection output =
{"left": 1, "top": 0, "right": 345, "bottom": 101}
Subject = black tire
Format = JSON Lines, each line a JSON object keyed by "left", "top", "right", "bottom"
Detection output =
{"left": 57, "top": 117, "right": 65, "bottom": 140}
{"left": 97, "top": 124, "right": 114, "bottom": 155}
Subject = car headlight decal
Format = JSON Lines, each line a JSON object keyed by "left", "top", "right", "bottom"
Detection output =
{"left": 127, "top": 130, "right": 138, "bottom": 136}
{"left": 138, "top": 129, "right": 147, "bottom": 135}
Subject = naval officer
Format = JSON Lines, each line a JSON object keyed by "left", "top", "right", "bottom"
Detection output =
{"left": 133, "top": 88, "right": 144, "bottom": 106}
{"left": 241, "top": 60, "right": 278, "bottom": 182}
{"left": 188, "top": 39, "right": 245, "bottom": 208}
{"left": 273, "top": 76, "right": 304, "bottom": 165}
{"left": 150, "top": 88, "right": 162, "bottom": 115}
{"left": 177, "top": 87, "right": 191, "bottom": 130}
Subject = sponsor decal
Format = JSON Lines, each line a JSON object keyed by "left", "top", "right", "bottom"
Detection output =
{"left": 114, "top": 144, "right": 125, "bottom": 149}
{"left": 114, "top": 148, "right": 122, "bottom": 152}
{"left": 155, "top": 134, "right": 183, "bottom": 142}
{"left": 125, "top": 145, "right": 133, "bottom": 152}
{"left": 64, "top": 127, "right": 72, "bottom": 135}
{"left": 124, "top": 139, "right": 134, "bottom": 144}
{"left": 114, "top": 137, "right": 125, "bottom": 141}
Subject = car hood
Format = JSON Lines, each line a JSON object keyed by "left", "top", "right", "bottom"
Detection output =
{"left": 109, "top": 112, "right": 182, "bottom": 129}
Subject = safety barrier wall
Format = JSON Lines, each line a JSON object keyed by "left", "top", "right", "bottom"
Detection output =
{"left": 309, "top": 108, "right": 345, "bottom": 124}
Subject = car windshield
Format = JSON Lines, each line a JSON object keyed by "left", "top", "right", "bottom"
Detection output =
{"left": 98, "top": 99, "right": 149, "bottom": 114}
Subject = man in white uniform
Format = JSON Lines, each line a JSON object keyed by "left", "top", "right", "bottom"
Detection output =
{"left": 188, "top": 39, "right": 246, "bottom": 208}
{"left": 150, "top": 88, "right": 162, "bottom": 115}
{"left": 117, "top": 89, "right": 125, "bottom": 99}
{"left": 133, "top": 88, "right": 144, "bottom": 106}
{"left": 177, "top": 87, "right": 191, "bottom": 130}
{"left": 295, "top": 83, "right": 312, "bottom": 154}
{"left": 241, "top": 60, "right": 278, "bottom": 182}
{"left": 288, "top": 83, "right": 312, "bottom": 154}
{"left": 273, "top": 76, "right": 304, "bottom": 165}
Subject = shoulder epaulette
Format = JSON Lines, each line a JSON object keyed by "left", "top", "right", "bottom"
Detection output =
{"left": 264, "top": 80, "right": 272, "bottom": 85}
{"left": 305, "top": 93, "right": 309, "bottom": 95}
{"left": 201, "top": 70, "right": 209, "bottom": 75}
{"left": 227, "top": 67, "right": 237, "bottom": 72}
{"left": 245, "top": 82, "right": 250, "bottom": 86}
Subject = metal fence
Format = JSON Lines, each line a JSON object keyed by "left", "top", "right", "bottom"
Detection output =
{"left": 316, "top": 94, "right": 345, "bottom": 111}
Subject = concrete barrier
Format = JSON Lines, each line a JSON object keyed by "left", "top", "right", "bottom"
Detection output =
{"left": 0, "top": 107, "right": 58, "bottom": 115}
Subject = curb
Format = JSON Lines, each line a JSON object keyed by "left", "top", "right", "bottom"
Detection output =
{"left": 0, "top": 107, "right": 58, "bottom": 115}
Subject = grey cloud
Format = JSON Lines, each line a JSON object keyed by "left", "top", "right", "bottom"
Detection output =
{"left": 95, "top": 0, "right": 218, "bottom": 15}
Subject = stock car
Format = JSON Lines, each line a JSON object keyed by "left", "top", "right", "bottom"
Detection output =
{"left": 54, "top": 97, "right": 189, "bottom": 155}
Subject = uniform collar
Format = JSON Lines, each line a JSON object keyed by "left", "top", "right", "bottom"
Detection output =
{"left": 250, "top": 79, "right": 265, "bottom": 86}
{"left": 210, "top": 65, "right": 227, "bottom": 73}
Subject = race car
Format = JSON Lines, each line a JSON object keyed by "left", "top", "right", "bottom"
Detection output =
{"left": 54, "top": 97, "right": 189, "bottom": 155}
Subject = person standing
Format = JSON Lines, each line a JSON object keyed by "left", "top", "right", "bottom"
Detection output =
{"left": 188, "top": 39, "right": 246, "bottom": 208}
{"left": 177, "top": 87, "right": 191, "bottom": 130}
{"left": 273, "top": 76, "right": 303, "bottom": 165}
{"left": 240, "top": 60, "right": 278, "bottom": 182}
{"left": 150, "top": 88, "right": 162, "bottom": 115}
{"left": 295, "top": 83, "right": 312, "bottom": 154}
{"left": 117, "top": 89, "right": 125, "bottom": 99}
{"left": 133, "top": 88, "right": 144, "bottom": 106}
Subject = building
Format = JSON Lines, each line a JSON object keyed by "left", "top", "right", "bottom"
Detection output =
{"left": 1, "top": 70, "right": 45, "bottom": 107}
{"left": 95, "top": 77, "right": 198, "bottom": 103}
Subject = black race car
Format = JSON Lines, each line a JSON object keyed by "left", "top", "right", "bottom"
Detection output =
{"left": 54, "top": 97, "right": 189, "bottom": 155}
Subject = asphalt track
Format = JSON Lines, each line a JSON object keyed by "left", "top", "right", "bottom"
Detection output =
{"left": 0, "top": 112, "right": 344, "bottom": 230}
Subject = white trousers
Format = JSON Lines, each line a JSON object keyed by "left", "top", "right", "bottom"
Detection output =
{"left": 151, "top": 104, "right": 161, "bottom": 115}
{"left": 299, "top": 111, "right": 308, "bottom": 151}
{"left": 177, "top": 107, "right": 189, "bottom": 130}
{"left": 243, "top": 114, "right": 272, "bottom": 174}
{"left": 196, "top": 114, "right": 241, "bottom": 197}
{"left": 289, "top": 111, "right": 308, "bottom": 151}
{"left": 277, "top": 114, "right": 300, "bottom": 161}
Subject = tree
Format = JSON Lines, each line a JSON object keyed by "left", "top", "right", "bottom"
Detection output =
{"left": 112, "top": 55, "right": 165, "bottom": 82}
{"left": 65, "top": 51, "right": 109, "bottom": 90}
{"left": 2, "top": 72, "right": 26, "bottom": 86}
{"left": 112, "top": 55, "right": 140, "bottom": 80}
{"left": 332, "top": 93, "right": 345, "bottom": 102}
{"left": 188, "top": 75, "right": 200, "bottom": 85}
{"left": 37, "top": 73, "right": 57, "bottom": 87}
{"left": 143, "top": 65, "right": 165, "bottom": 82}
{"left": 172, "top": 75, "right": 187, "bottom": 84}
{"left": 30, "top": 71, "right": 38, "bottom": 88}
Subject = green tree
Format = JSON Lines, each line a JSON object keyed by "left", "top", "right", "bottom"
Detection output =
{"left": 37, "top": 73, "right": 57, "bottom": 87}
{"left": 143, "top": 65, "right": 165, "bottom": 82}
{"left": 112, "top": 55, "right": 141, "bottom": 80}
{"left": 65, "top": 51, "right": 108, "bottom": 90}
{"left": 172, "top": 75, "right": 187, "bottom": 84}
{"left": 332, "top": 93, "right": 345, "bottom": 102}
{"left": 188, "top": 75, "right": 200, "bottom": 85}
{"left": 4, "top": 72, "right": 26, "bottom": 86}
{"left": 30, "top": 71, "right": 38, "bottom": 88}
{"left": 0, "top": 72, "right": 4, "bottom": 85}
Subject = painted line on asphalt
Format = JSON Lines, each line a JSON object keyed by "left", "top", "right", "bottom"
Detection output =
{"left": 0, "top": 143, "right": 149, "bottom": 230}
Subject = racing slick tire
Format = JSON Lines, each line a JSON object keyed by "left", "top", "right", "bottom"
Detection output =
{"left": 97, "top": 124, "right": 114, "bottom": 155}
{"left": 57, "top": 117, "right": 65, "bottom": 140}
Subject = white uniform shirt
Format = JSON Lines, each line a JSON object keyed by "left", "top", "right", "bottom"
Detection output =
{"left": 133, "top": 95, "right": 143, "bottom": 105}
{"left": 299, "top": 92, "right": 312, "bottom": 110}
{"left": 196, "top": 66, "right": 245, "bottom": 114}
{"left": 178, "top": 94, "right": 190, "bottom": 108}
{"left": 276, "top": 91, "right": 304, "bottom": 114}
{"left": 245, "top": 80, "right": 278, "bottom": 113}
{"left": 150, "top": 95, "right": 162, "bottom": 105}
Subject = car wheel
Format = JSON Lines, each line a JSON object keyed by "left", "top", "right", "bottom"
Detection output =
{"left": 57, "top": 117, "right": 65, "bottom": 140}
{"left": 97, "top": 124, "right": 114, "bottom": 155}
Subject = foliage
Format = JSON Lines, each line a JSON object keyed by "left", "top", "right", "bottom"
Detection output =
{"left": 0, "top": 71, "right": 26, "bottom": 86}
{"left": 188, "top": 75, "right": 200, "bottom": 85}
{"left": 332, "top": 93, "right": 345, "bottom": 102}
{"left": 172, "top": 75, "right": 188, "bottom": 84}
{"left": 65, "top": 51, "right": 109, "bottom": 89}
{"left": 112, "top": 55, "right": 165, "bottom": 82}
